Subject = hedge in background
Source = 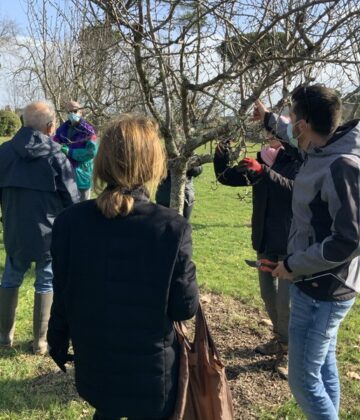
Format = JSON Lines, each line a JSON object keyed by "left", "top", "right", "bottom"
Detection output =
{"left": 0, "top": 110, "right": 21, "bottom": 137}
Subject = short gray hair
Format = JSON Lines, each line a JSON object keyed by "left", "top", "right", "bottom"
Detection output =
{"left": 22, "top": 101, "right": 56, "bottom": 131}
{"left": 65, "top": 100, "right": 81, "bottom": 112}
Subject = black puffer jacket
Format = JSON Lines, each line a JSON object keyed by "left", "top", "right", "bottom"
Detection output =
{"left": 47, "top": 194, "right": 199, "bottom": 419}
{"left": 214, "top": 145, "right": 302, "bottom": 255}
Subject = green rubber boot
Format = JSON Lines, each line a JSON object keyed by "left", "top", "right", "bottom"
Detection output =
{"left": 0, "top": 287, "right": 19, "bottom": 347}
{"left": 33, "top": 292, "right": 53, "bottom": 355}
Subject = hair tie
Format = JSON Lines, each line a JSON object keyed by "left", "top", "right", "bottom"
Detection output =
{"left": 106, "top": 185, "right": 131, "bottom": 195}
{"left": 106, "top": 185, "right": 144, "bottom": 196}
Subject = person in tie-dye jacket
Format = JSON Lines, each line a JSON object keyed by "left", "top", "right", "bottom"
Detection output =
{"left": 53, "top": 101, "right": 97, "bottom": 201}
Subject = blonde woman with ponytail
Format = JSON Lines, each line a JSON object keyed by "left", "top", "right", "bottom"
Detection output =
{"left": 47, "top": 114, "right": 199, "bottom": 420}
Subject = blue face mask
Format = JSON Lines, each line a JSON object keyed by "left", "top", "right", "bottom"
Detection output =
{"left": 68, "top": 112, "right": 81, "bottom": 124}
{"left": 287, "top": 122, "right": 299, "bottom": 148}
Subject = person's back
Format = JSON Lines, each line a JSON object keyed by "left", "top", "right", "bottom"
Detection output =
{"left": 0, "top": 127, "right": 78, "bottom": 262}
{"left": 0, "top": 101, "right": 79, "bottom": 355}
{"left": 48, "top": 114, "right": 199, "bottom": 420}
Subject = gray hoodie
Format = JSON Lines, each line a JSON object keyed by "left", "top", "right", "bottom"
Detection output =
{"left": 267, "top": 113, "right": 360, "bottom": 300}
{"left": 0, "top": 127, "right": 79, "bottom": 263}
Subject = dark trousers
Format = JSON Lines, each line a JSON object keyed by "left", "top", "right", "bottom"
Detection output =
{"left": 257, "top": 252, "right": 289, "bottom": 344}
{"left": 93, "top": 411, "right": 168, "bottom": 420}
{"left": 182, "top": 203, "right": 193, "bottom": 220}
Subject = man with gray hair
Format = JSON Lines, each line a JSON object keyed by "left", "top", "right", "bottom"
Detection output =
{"left": 0, "top": 101, "right": 79, "bottom": 354}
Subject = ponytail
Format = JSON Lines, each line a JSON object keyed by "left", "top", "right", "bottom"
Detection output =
{"left": 96, "top": 187, "right": 134, "bottom": 218}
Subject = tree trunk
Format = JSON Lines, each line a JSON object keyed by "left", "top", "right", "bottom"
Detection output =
{"left": 169, "top": 158, "right": 187, "bottom": 216}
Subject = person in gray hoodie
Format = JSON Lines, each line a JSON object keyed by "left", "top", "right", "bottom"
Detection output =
{"left": 254, "top": 85, "right": 359, "bottom": 419}
{"left": 0, "top": 101, "right": 79, "bottom": 354}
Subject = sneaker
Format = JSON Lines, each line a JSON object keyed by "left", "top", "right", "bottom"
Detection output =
{"left": 275, "top": 344, "right": 288, "bottom": 380}
{"left": 255, "top": 338, "right": 280, "bottom": 355}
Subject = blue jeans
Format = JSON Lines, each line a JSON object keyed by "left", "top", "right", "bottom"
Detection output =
{"left": 288, "top": 285, "right": 355, "bottom": 420}
{"left": 0, "top": 255, "right": 53, "bottom": 293}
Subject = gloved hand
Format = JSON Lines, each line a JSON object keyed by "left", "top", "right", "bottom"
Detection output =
{"left": 215, "top": 140, "right": 231, "bottom": 158}
{"left": 61, "top": 145, "right": 69, "bottom": 155}
{"left": 238, "top": 157, "right": 263, "bottom": 175}
{"left": 49, "top": 347, "right": 74, "bottom": 373}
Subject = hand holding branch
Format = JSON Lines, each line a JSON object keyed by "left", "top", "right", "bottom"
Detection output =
{"left": 252, "top": 100, "right": 268, "bottom": 123}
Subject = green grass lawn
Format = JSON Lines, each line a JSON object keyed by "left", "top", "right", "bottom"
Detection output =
{"left": 0, "top": 142, "right": 359, "bottom": 419}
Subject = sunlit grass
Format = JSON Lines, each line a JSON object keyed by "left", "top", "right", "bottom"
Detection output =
{"left": 0, "top": 143, "right": 359, "bottom": 419}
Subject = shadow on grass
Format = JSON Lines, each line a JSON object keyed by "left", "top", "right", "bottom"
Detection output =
{"left": 225, "top": 358, "right": 276, "bottom": 380}
{"left": 0, "top": 367, "right": 80, "bottom": 413}
{"left": 224, "top": 346, "right": 256, "bottom": 360}
{"left": 0, "top": 340, "right": 37, "bottom": 359}
{"left": 192, "top": 222, "right": 251, "bottom": 230}
{"left": 223, "top": 345, "right": 279, "bottom": 380}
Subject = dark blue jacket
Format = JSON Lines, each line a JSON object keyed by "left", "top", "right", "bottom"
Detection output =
{"left": 0, "top": 127, "right": 79, "bottom": 262}
{"left": 47, "top": 195, "right": 199, "bottom": 418}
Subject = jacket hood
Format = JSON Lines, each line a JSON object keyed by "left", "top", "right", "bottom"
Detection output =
{"left": 308, "top": 119, "right": 360, "bottom": 157}
{"left": 11, "top": 127, "right": 61, "bottom": 160}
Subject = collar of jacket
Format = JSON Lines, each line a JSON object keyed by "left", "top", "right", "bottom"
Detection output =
{"left": 133, "top": 188, "right": 150, "bottom": 203}
{"left": 11, "top": 126, "right": 56, "bottom": 160}
{"left": 308, "top": 119, "right": 360, "bottom": 156}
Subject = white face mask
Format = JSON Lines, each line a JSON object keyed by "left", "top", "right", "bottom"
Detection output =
{"left": 68, "top": 112, "right": 81, "bottom": 124}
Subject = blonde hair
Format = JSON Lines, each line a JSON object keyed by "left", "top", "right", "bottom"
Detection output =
{"left": 94, "top": 114, "right": 167, "bottom": 218}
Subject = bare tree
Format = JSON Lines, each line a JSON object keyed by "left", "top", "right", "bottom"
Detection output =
{"left": 341, "top": 28, "right": 360, "bottom": 119}
{"left": 13, "top": 0, "right": 141, "bottom": 124}
{"left": 15, "top": 0, "right": 360, "bottom": 212}
{"left": 0, "top": 18, "right": 15, "bottom": 49}
{"left": 70, "top": 0, "right": 359, "bottom": 212}
{"left": 0, "top": 18, "right": 18, "bottom": 108}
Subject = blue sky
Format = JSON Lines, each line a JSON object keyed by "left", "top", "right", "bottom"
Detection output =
{"left": 0, "top": 0, "right": 28, "bottom": 29}
{"left": 0, "top": 0, "right": 69, "bottom": 106}
{"left": 0, "top": 1, "right": 28, "bottom": 106}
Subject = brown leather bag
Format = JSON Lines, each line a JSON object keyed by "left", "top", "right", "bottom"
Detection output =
{"left": 170, "top": 304, "right": 235, "bottom": 420}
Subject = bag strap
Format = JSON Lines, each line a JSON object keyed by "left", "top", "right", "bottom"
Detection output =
{"left": 174, "top": 304, "right": 223, "bottom": 362}
{"left": 194, "top": 304, "right": 222, "bottom": 361}
{"left": 174, "top": 321, "right": 191, "bottom": 350}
